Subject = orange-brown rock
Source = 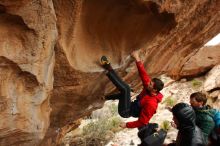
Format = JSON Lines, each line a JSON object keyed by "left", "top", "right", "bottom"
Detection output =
{"left": 0, "top": 0, "right": 57, "bottom": 145}
{"left": 0, "top": 0, "right": 219, "bottom": 145}
{"left": 179, "top": 45, "right": 220, "bottom": 78}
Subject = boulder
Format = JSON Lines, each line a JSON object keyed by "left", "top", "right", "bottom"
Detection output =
{"left": 180, "top": 45, "right": 220, "bottom": 78}
{"left": 203, "top": 65, "right": 220, "bottom": 91}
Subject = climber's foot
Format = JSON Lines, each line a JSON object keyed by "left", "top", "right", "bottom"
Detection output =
{"left": 100, "top": 56, "right": 112, "bottom": 71}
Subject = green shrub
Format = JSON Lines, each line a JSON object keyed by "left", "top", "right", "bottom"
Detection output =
{"left": 80, "top": 103, "right": 122, "bottom": 145}
{"left": 160, "top": 120, "right": 171, "bottom": 131}
{"left": 162, "top": 96, "right": 176, "bottom": 107}
{"left": 82, "top": 116, "right": 122, "bottom": 145}
{"left": 191, "top": 79, "right": 202, "bottom": 88}
{"left": 109, "top": 103, "right": 118, "bottom": 116}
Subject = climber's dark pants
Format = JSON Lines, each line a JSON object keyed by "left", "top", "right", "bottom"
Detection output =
{"left": 105, "top": 70, "right": 131, "bottom": 118}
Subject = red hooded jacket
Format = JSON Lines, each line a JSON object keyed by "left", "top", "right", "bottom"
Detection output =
{"left": 126, "top": 61, "right": 163, "bottom": 128}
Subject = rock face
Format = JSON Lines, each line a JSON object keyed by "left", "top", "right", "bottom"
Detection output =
{"left": 0, "top": 0, "right": 57, "bottom": 145}
{"left": 180, "top": 45, "right": 220, "bottom": 78}
{"left": 203, "top": 65, "right": 220, "bottom": 109}
{"left": 204, "top": 65, "right": 220, "bottom": 92}
{"left": 0, "top": 0, "right": 219, "bottom": 145}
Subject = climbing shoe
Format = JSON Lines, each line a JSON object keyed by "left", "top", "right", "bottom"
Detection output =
{"left": 100, "top": 56, "right": 112, "bottom": 71}
{"left": 101, "top": 56, "right": 110, "bottom": 65}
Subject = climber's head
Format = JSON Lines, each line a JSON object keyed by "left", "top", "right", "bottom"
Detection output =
{"left": 148, "top": 78, "right": 164, "bottom": 93}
